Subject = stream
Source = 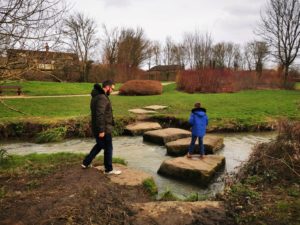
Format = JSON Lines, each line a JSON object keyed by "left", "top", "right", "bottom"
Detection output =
{"left": 1, "top": 132, "right": 276, "bottom": 198}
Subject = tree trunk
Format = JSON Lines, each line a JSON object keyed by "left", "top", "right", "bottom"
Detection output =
{"left": 283, "top": 64, "right": 289, "bottom": 88}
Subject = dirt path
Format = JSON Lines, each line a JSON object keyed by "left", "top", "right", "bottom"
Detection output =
{"left": 0, "top": 164, "right": 151, "bottom": 225}
{"left": 0, "top": 163, "right": 228, "bottom": 225}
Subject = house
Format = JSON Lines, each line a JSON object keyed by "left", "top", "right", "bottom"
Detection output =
{"left": 146, "top": 65, "right": 184, "bottom": 81}
{"left": 6, "top": 45, "right": 79, "bottom": 71}
{"left": 4, "top": 45, "right": 81, "bottom": 81}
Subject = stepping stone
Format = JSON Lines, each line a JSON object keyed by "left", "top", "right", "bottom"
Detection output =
{"left": 128, "top": 108, "right": 157, "bottom": 114}
{"left": 157, "top": 155, "right": 225, "bottom": 187}
{"left": 95, "top": 164, "right": 153, "bottom": 186}
{"left": 129, "top": 201, "right": 226, "bottom": 225}
{"left": 143, "top": 105, "right": 168, "bottom": 110}
{"left": 143, "top": 128, "right": 191, "bottom": 145}
{"left": 166, "top": 135, "right": 224, "bottom": 156}
{"left": 124, "top": 122, "right": 162, "bottom": 136}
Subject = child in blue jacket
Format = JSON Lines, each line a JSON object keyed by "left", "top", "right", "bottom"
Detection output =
{"left": 187, "top": 102, "right": 208, "bottom": 159}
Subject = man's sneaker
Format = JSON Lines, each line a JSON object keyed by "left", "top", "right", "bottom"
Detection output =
{"left": 186, "top": 153, "right": 192, "bottom": 158}
{"left": 81, "top": 164, "right": 92, "bottom": 169}
{"left": 104, "top": 170, "right": 122, "bottom": 175}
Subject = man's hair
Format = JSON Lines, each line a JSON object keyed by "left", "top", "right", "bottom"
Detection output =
{"left": 102, "top": 80, "right": 115, "bottom": 88}
{"left": 194, "top": 102, "right": 201, "bottom": 108}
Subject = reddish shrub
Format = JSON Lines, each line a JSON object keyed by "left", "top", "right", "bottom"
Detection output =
{"left": 119, "top": 80, "right": 162, "bottom": 95}
{"left": 176, "top": 69, "right": 239, "bottom": 93}
{"left": 256, "top": 70, "right": 283, "bottom": 88}
{"left": 176, "top": 68, "right": 289, "bottom": 93}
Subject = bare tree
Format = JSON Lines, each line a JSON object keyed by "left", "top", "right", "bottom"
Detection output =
{"left": 102, "top": 25, "right": 119, "bottom": 65}
{"left": 145, "top": 42, "right": 153, "bottom": 70}
{"left": 63, "top": 12, "right": 99, "bottom": 82}
{"left": 183, "top": 32, "right": 195, "bottom": 69}
{"left": 194, "top": 32, "right": 213, "bottom": 69}
{"left": 162, "top": 36, "right": 174, "bottom": 65}
{"left": 212, "top": 42, "right": 226, "bottom": 68}
{"left": 152, "top": 41, "right": 161, "bottom": 66}
{"left": 243, "top": 43, "right": 255, "bottom": 71}
{"left": 233, "top": 44, "right": 242, "bottom": 70}
{"left": 0, "top": 0, "right": 68, "bottom": 81}
{"left": 116, "top": 27, "right": 150, "bottom": 68}
{"left": 257, "top": 0, "right": 300, "bottom": 85}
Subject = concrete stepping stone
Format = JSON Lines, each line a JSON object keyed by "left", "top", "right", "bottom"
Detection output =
{"left": 128, "top": 108, "right": 157, "bottom": 114}
{"left": 143, "top": 105, "right": 168, "bottom": 110}
{"left": 143, "top": 128, "right": 191, "bottom": 145}
{"left": 129, "top": 201, "right": 226, "bottom": 225}
{"left": 124, "top": 122, "right": 162, "bottom": 136}
{"left": 166, "top": 135, "right": 224, "bottom": 156}
{"left": 95, "top": 164, "right": 153, "bottom": 186}
{"left": 157, "top": 155, "right": 225, "bottom": 187}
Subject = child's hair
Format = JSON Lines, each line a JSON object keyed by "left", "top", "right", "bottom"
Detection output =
{"left": 194, "top": 102, "right": 201, "bottom": 108}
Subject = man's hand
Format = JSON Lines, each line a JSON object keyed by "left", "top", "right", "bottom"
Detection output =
{"left": 99, "top": 132, "right": 105, "bottom": 138}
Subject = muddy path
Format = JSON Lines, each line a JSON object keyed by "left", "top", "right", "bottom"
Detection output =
{"left": 0, "top": 163, "right": 228, "bottom": 225}
{"left": 0, "top": 164, "right": 151, "bottom": 225}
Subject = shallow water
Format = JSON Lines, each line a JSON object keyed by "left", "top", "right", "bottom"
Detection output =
{"left": 1, "top": 132, "right": 276, "bottom": 198}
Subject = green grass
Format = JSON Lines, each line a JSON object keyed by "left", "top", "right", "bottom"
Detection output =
{"left": 1, "top": 83, "right": 299, "bottom": 128}
{"left": 142, "top": 178, "right": 158, "bottom": 196}
{"left": 35, "top": 126, "right": 67, "bottom": 143}
{"left": 0, "top": 152, "right": 126, "bottom": 175}
{"left": 1, "top": 81, "right": 122, "bottom": 96}
{"left": 295, "top": 82, "right": 300, "bottom": 90}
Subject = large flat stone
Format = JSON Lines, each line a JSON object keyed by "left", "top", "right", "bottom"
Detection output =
{"left": 129, "top": 201, "right": 226, "bottom": 225}
{"left": 166, "top": 135, "right": 224, "bottom": 156}
{"left": 124, "top": 122, "right": 162, "bottom": 136}
{"left": 128, "top": 108, "right": 157, "bottom": 114}
{"left": 157, "top": 155, "right": 225, "bottom": 186}
{"left": 143, "top": 128, "right": 191, "bottom": 145}
{"left": 143, "top": 105, "right": 168, "bottom": 110}
{"left": 95, "top": 164, "right": 153, "bottom": 186}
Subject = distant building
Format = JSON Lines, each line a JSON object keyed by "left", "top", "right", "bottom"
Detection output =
{"left": 147, "top": 64, "right": 184, "bottom": 81}
{"left": 6, "top": 46, "right": 79, "bottom": 71}
{"left": 148, "top": 65, "right": 184, "bottom": 73}
{"left": 3, "top": 45, "right": 81, "bottom": 81}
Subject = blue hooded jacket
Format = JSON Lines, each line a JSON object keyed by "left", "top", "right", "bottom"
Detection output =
{"left": 189, "top": 108, "right": 208, "bottom": 137}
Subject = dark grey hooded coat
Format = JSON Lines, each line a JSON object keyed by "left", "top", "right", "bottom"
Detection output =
{"left": 90, "top": 84, "right": 114, "bottom": 136}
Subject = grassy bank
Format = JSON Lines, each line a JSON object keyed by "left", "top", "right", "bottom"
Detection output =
{"left": 0, "top": 151, "right": 126, "bottom": 175}
{"left": 223, "top": 120, "right": 300, "bottom": 224}
{"left": 1, "top": 83, "right": 299, "bottom": 129}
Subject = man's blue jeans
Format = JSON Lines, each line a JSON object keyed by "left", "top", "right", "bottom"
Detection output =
{"left": 83, "top": 134, "right": 113, "bottom": 172}
{"left": 188, "top": 136, "right": 205, "bottom": 156}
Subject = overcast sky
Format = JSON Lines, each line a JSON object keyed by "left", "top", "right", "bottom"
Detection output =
{"left": 69, "top": 0, "right": 267, "bottom": 45}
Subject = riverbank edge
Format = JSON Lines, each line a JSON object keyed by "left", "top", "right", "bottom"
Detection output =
{"left": 0, "top": 115, "right": 281, "bottom": 141}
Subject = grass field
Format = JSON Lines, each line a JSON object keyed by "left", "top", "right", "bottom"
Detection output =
{"left": 2, "top": 81, "right": 122, "bottom": 96}
{"left": 1, "top": 82, "right": 299, "bottom": 127}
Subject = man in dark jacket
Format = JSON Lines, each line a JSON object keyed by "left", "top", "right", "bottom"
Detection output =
{"left": 82, "top": 80, "right": 121, "bottom": 175}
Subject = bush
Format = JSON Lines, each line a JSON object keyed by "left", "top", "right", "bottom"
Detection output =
{"left": 176, "top": 69, "right": 289, "bottom": 93}
{"left": 241, "top": 120, "right": 300, "bottom": 183}
{"left": 119, "top": 80, "right": 162, "bottom": 95}
{"left": 176, "top": 69, "right": 239, "bottom": 93}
